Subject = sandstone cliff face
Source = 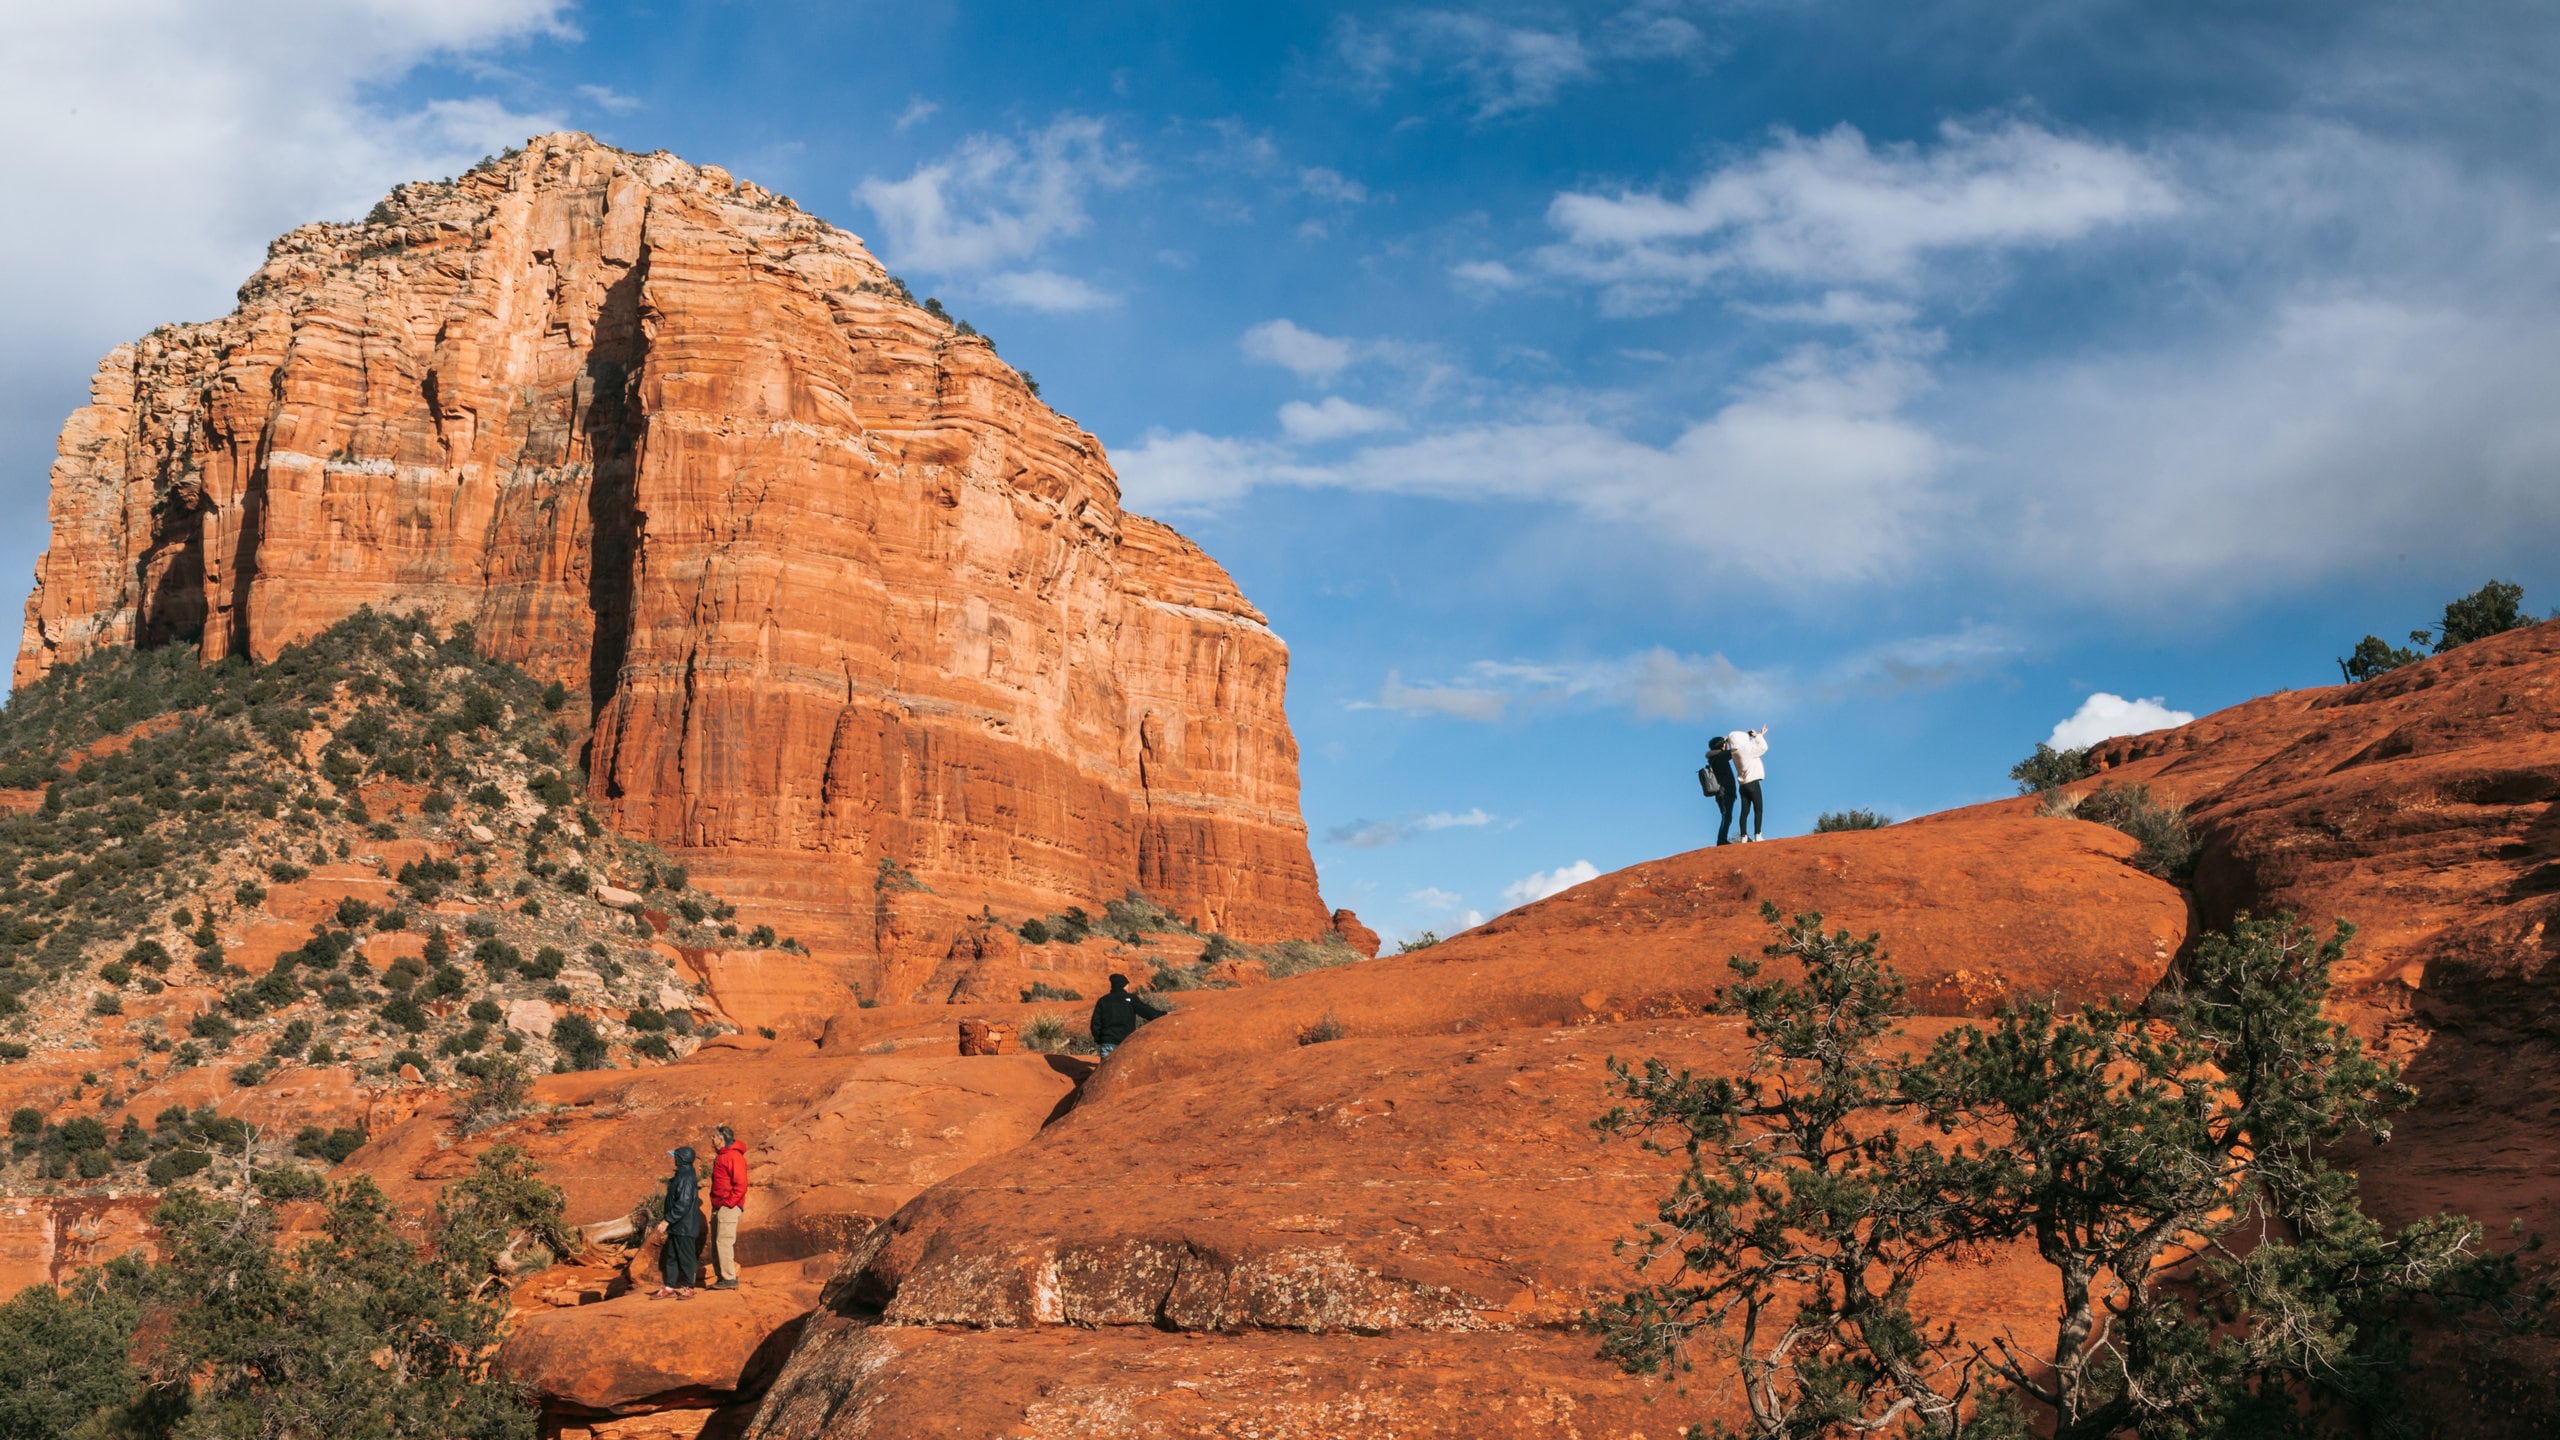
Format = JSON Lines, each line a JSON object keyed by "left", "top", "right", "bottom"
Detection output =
{"left": 16, "top": 133, "right": 1327, "bottom": 957}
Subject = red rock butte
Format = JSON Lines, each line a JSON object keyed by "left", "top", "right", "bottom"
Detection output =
{"left": 15, "top": 131, "right": 1330, "bottom": 965}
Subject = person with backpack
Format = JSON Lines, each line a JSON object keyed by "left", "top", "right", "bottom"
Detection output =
{"left": 1088, "top": 973, "right": 1167, "bottom": 1058}
{"left": 1702, "top": 735, "right": 1739, "bottom": 845}
{"left": 707, "top": 1124, "right": 747, "bottom": 1291}
{"left": 652, "top": 1144, "right": 705, "bottom": 1300}
{"left": 1725, "top": 725, "right": 1769, "bottom": 842}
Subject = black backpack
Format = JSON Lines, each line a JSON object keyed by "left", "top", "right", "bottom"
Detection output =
{"left": 1697, "top": 760, "right": 1723, "bottom": 798}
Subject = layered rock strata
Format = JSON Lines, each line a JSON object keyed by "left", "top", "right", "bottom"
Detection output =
{"left": 16, "top": 132, "right": 1328, "bottom": 958}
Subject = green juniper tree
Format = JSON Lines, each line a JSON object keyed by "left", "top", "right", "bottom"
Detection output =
{"left": 1595, "top": 907, "right": 2539, "bottom": 1440}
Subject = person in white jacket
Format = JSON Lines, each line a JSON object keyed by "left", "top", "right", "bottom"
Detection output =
{"left": 1724, "top": 727, "right": 1769, "bottom": 842}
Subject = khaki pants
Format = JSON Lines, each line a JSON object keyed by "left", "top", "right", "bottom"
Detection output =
{"left": 713, "top": 1204, "right": 743, "bottom": 1280}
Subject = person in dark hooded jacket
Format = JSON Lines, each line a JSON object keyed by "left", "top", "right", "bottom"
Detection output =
{"left": 1088, "top": 973, "right": 1166, "bottom": 1057}
{"left": 653, "top": 1145, "right": 705, "bottom": 1299}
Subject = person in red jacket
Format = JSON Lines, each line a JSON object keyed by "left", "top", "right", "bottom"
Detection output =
{"left": 708, "top": 1124, "right": 748, "bottom": 1290}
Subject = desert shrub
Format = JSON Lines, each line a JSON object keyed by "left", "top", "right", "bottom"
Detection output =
{"left": 380, "top": 993, "right": 429, "bottom": 1033}
{"left": 550, "top": 1014, "right": 607, "bottom": 1071}
{"left": 2339, "top": 633, "right": 2423, "bottom": 682}
{"left": 1017, "top": 917, "right": 1052, "bottom": 945}
{"left": 334, "top": 895, "right": 374, "bottom": 928}
{"left": 2342, "top": 579, "right": 2536, "bottom": 681}
{"left": 230, "top": 1059, "right": 273, "bottom": 1087}
{"left": 2073, "top": 781, "right": 2200, "bottom": 880}
{"left": 1021, "top": 981, "right": 1083, "bottom": 1002}
{"left": 1019, "top": 1013, "right": 1077, "bottom": 1053}
{"left": 1260, "top": 933, "right": 1369, "bottom": 979}
{"left": 1297, "top": 1012, "right": 1347, "bottom": 1045}
{"left": 1394, "top": 931, "right": 1441, "bottom": 953}
{"left": 123, "top": 938, "right": 172, "bottom": 971}
{"left": 626, "top": 1007, "right": 668, "bottom": 1032}
{"left": 2428, "top": 578, "right": 2532, "bottom": 651}
{"left": 1199, "top": 933, "right": 1237, "bottom": 964}
{"left": 1100, "top": 890, "right": 1186, "bottom": 942}
{"left": 874, "top": 855, "right": 928, "bottom": 893}
{"left": 633, "top": 1033, "right": 674, "bottom": 1060}
{"left": 268, "top": 860, "right": 309, "bottom": 883}
{"left": 293, "top": 1124, "right": 368, "bottom": 1164}
{"left": 455, "top": 1056, "right": 533, "bottom": 1133}
{"left": 2008, "top": 742, "right": 2093, "bottom": 795}
{"left": 468, "top": 998, "right": 504, "bottom": 1025}
{"left": 747, "top": 923, "right": 777, "bottom": 948}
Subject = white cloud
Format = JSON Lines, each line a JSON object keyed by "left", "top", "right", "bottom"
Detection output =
{"left": 1503, "top": 859, "right": 1601, "bottom": 906}
{"left": 574, "top": 83, "right": 639, "bottom": 113}
{"left": 1540, "top": 119, "right": 2177, "bottom": 312}
{"left": 856, "top": 114, "right": 1139, "bottom": 273}
{"left": 894, "top": 98, "right": 938, "bottom": 132}
{"left": 1112, "top": 429, "right": 1291, "bottom": 513}
{"left": 1323, "top": 806, "right": 1496, "bottom": 849}
{"left": 1241, "top": 319, "right": 1356, "bottom": 382}
{"left": 1366, "top": 647, "right": 1784, "bottom": 724}
{"left": 1338, "top": 7, "right": 1704, "bottom": 120}
{"left": 1325, "top": 819, "right": 1407, "bottom": 849}
{"left": 1373, "top": 670, "right": 1512, "bottom": 723}
{"left": 1408, "top": 886, "right": 1464, "bottom": 909}
{"left": 0, "top": 2, "right": 569, "bottom": 661}
{"left": 0, "top": 2, "right": 568, "bottom": 348}
{"left": 1450, "top": 258, "right": 1525, "bottom": 289}
{"left": 1279, "top": 396, "right": 1402, "bottom": 442}
{"left": 1299, "top": 166, "right": 1367, "bottom": 204}
{"left": 2048, "top": 693, "right": 2195, "bottom": 750}
{"left": 978, "top": 268, "right": 1118, "bottom": 312}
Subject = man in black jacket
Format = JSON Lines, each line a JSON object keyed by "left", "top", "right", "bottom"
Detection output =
{"left": 1088, "top": 973, "right": 1167, "bottom": 1057}
{"left": 653, "top": 1145, "right": 705, "bottom": 1300}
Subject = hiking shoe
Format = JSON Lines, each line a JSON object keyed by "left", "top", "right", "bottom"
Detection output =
{"left": 713, "top": 1279, "right": 740, "bottom": 1290}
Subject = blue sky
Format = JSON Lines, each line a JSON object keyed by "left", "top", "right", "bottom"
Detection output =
{"left": 5, "top": 1, "right": 2557, "bottom": 941}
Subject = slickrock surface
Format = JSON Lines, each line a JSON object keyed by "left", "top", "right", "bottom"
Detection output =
{"left": 1086, "top": 813, "right": 2187, "bottom": 1106}
{"left": 503, "top": 1255, "right": 836, "bottom": 1416}
{"left": 358, "top": 1041, "right": 1078, "bottom": 1263}
{"left": 16, "top": 131, "right": 1329, "bottom": 970}
{"left": 739, "top": 815, "right": 2167, "bottom": 1435}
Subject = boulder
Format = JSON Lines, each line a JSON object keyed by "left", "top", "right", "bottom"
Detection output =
{"left": 1329, "top": 908, "right": 1381, "bottom": 958}
{"left": 505, "top": 999, "right": 556, "bottom": 1037}
{"left": 502, "top": 1255, "right": 834, "bottom": 1414}
{"left": 595, "top": 885, "right": 647, "bottom": 911}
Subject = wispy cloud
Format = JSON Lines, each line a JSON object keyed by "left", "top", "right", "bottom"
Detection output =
{"left": 1361, "top": 648, "right": 1781, "bottom": 724}
{"left": 1279, "top": 396, "right": 1401, "bottom": 441}
{"left": 978, "top": 268, "right": 1118, "bottom": 312}
{"left": 1323, "top": 807, "right": 1495, "bottom": 848}
{"left": 1120, "top": 330, "right": 1946, "bottom": 579}
{"left": 855, "top": 114, "right": 1138, "bottom": 304}
{"left": 1538, "top": 119, "right": 2177, "bottom": 314}
{"left": 574, "top": 83, "right": 639, "bottom": 114}
{"left": 1336, "top": 6, "right": 1707, "bottom": 119}
{"left": 893, "top": 98, "right": 938, "bottom": 132}
{"left": 1352, "top": 625, "right": 2017, "bottom": 727}
{"left": 1299, "top": 166, "right": 1367, "bottom": 204}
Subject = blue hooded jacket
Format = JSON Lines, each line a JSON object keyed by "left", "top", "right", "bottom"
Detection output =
{"left": 664, "top": 1146, "right": 703, "bottom": 1238}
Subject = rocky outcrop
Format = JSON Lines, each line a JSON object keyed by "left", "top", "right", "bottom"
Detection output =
{"left": 738, "top": 813, "right": 2177, "bottom": 1434}
{"left": 15, "top": 132, "right": 1329, "bottom": 967}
